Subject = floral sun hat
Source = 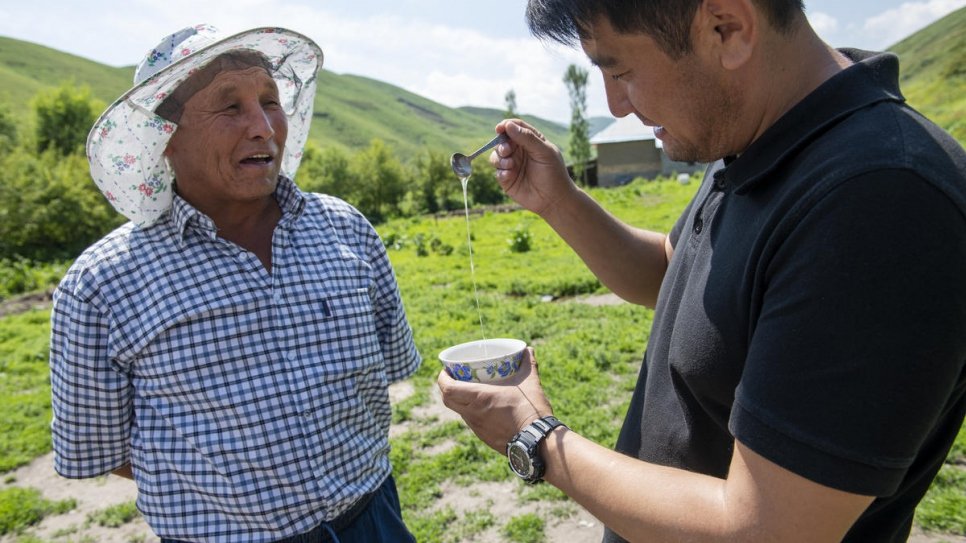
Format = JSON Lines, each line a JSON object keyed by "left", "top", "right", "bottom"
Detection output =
{"left": 86, "top": 24, "right": 323, "bottom": 226}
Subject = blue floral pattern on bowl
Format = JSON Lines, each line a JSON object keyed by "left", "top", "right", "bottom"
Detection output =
{"left": 441, "top": 340, "right": 525, "bottom": 383}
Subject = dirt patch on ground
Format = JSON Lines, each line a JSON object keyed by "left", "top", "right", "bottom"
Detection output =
{"left": 0, "top": 289, "right": 54, "bottom": 318}
{"left": 1, "top": 301, "right": 961, "bottom": 543}
{"left": 0, "top": 452, "right": 151, "bottom": 543}
{"left": 2, "top": 380, "right": 964, "bottom": 543}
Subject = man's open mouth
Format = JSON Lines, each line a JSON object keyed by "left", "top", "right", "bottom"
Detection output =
{"left": 241, "top": 154, "right": 273, "bottom": 165}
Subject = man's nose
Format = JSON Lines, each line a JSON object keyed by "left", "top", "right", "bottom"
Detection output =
{"left": 245, "top": 104, "right": 276, "bottom": 140}
{"left": 603, "top": 76, "right": 634, "bottom": 118}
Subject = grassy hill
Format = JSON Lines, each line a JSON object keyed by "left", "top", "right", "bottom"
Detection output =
{"left": 309, "top": 74, "right": 567, "bottom": 158}
{"left": 888, "top": 6, "right": 966, "bottom": 144}
{"left": 0, "top": 36, "right": 568, "bottom": 160}
{"left": 2, "top": 7, "right": 963, "bottom": 158}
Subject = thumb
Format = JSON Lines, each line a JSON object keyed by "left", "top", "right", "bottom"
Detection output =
{"left": 437, "top": 368, "right": 483, "bottom": 409}
{"left": 500, "top": 119, "right": 548, "bottom": 149}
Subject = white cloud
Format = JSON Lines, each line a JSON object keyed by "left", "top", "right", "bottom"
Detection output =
{"left": 806, "top": 11, "right": 840, "bottom": 37}
{"left": 0, "top": 0, "right": 610, "bottom": 124}
{"left": 863, "top": 0, "right": 966, "bottom": 48}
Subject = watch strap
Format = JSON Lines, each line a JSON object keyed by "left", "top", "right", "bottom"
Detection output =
{"left": 508, "top": 416, "right": 567, "bottom": 484}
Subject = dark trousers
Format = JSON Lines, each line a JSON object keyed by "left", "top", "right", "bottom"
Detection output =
{"left": 161, "top": 475, "right": 415, "bottom": 543}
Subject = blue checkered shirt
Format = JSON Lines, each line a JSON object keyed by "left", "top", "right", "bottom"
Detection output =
{"left": 49, "top": 177, "right": 421, "bottom": 542}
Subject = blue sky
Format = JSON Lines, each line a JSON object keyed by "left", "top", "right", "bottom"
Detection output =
{"left": 1, "top": 0, "right": 963, "bottom": 124}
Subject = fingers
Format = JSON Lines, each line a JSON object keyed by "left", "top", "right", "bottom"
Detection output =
{"left": 436, "top": 369, "right": 477, "bottom": 410}
{"left": 526, "top": 347, "right": 538, "bottom": 373}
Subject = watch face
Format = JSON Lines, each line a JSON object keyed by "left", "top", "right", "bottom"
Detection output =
{"left": 508, "top": 442, "right": 532, "bottom": 477}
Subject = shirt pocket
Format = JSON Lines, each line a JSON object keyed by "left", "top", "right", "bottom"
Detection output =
{"left": 298, "top": 287, "right": 384, "bottom": 382}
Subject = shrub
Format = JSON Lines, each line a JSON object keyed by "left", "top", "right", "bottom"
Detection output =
{"left": 508, "top": 225, "right": 533, "bottom": 253}
{"left": 31, "top": 81, "right": 103, "bottom": 156}
{"left": 0, "top": 149, "right": 124, "bottom": 260}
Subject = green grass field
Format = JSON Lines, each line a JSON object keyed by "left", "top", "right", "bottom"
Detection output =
{"left": 0, "top": 177, "right": 963, "bottom": 541}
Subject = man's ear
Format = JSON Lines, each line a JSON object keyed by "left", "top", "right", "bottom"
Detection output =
{"left": 693, "top": 0, "right": 757, "bottom": 70}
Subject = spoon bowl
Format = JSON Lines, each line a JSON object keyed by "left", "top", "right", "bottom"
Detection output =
{"left": 450, "top": 133, "right": 509, "bottom": 178}
{"left": 451, "top": 153, "right": 473, "bottom": 178}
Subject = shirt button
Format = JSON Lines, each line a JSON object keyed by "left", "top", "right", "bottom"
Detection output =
{"left": 713, "top": 170, "right": 727, "bottom": 190}
{"left": 693, "top": 218, "right": 704, "bottom": 234}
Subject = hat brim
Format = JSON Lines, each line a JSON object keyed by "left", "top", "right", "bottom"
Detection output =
{"left": 86, "top": 27, "right": 324, "bottom": 226}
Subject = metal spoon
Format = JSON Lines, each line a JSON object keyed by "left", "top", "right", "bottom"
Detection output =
{"left": 450, "top": 133, "right": 509, "bottom": 178}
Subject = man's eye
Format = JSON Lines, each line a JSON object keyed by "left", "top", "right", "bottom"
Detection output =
{"left": 611, "top": 70, "right": 630, "bottom": 81}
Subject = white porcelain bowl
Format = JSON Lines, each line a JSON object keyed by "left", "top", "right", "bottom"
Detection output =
{"left": 439, "top": 338, "right": 526, "bottom": 383}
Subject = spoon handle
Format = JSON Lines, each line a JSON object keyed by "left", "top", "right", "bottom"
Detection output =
{"left": 467, "top": 132, "right": 509, "bottom": 160}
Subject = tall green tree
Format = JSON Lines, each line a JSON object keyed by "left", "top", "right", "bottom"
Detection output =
{"left": 297, "top": 142, "right": 357, "bottom": 201}
{"left": 414, "top": 150, "right": 461, "bottom": 214}
{"left": 350, "top": 139, "right": 407, "bottom": 223}
{"left": 504, "top": 89, "right": 518, "bottom": 119}
{"left": 563, "top": 64, "right": 591, "bottom": 185}
{"left": 31, "top": 81, "right": 103, "bottom": 156}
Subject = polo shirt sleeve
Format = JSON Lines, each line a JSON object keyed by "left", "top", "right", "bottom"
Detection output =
{"left": 49, "top": 278, "right": 133, "bottom": 478}
{"left": 730, "top": 169, "right": 966, "bottom": 496}
{"left": 365, "top": 227, "right": 421, "bottom": 384}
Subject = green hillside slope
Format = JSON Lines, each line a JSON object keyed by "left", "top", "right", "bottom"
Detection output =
{"left": 889, "top": 6, "right": 966, "bottom": 144}
{"left": 0, "top": 36, "right": 568, "bottom": 159}
{"left": 0, "top": 37, "right": 131, "bottom": 111}
{"left": 4, "top": 7, "right": 961, "bottom": 156}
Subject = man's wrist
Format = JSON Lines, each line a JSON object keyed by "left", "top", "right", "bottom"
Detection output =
{"left": 507, "top": 416, "right": 568, "bottom": 484}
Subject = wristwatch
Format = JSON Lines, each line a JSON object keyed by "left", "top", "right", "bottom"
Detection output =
{"left": 506, "top": 416, "right": 567, "bottom": 484}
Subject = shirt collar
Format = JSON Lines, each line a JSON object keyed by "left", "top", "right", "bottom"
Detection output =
{"left": 169, "top": 175, "right": 307, "bottom": 243}
{"left": 722, "top": 49, "right": 905, "bottom": 194}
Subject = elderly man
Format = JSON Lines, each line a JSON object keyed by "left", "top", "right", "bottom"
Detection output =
{"left": 439, "top": 1, "right": 966, "bottom": 542}
{"left": 50, "top": 25, "right": 420, "bottom": 543}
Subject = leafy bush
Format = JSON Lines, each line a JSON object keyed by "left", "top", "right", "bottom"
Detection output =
{"left": 0, "top": 258, "right": 69, "bottom": 300}
{"left": 508, "top": 224, "right": 533, "bottom": 253}
{"left": 0, "top": 148, "right": 124, "bottom": 260}
{"left": 296, "top": 142, "right": 357, "bottom": 201}
{"left": 0, "top": 104, "right": 16, "bottom": 152}
{"left": 350, "top": 139, "right": 408, "bottom": 223}
{"left": 31, "top": 81, "right": 103, "bottom": 156}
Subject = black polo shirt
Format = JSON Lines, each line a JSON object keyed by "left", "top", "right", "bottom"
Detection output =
{"left": 607, "top": 50, "right": 966, "bottom": 542}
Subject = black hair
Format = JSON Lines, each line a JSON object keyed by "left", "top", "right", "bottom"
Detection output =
{"left": 526, "top": 0, "right": 804, "bottom": 58}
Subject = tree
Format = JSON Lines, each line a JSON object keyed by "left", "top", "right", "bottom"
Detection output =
{"left": 350, "top": 139, "right": 407, "bottom": 223}
{"left": 413, "top": 150, "right": 460, "bottom": 214}
{"left": 0, "top": 104, "right": 17, "bottom": 152}
{"left": 31, "top": 81, "right": 104, "bottom": 156}
{"left": 504, "top": 89, "right": 518, "bottom": 119}
{"left": 563, "top": 64, "right": 591, "bottom": 186}
{"left": 297, "top": 141, "right": 357, "bottom": 201}
{"left": 0, "top": 148, "right": 123, "bottom": 260}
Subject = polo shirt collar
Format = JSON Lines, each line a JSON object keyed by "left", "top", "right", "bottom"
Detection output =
{"left": 725, "top": 49, "right": 906, "bottom": 195}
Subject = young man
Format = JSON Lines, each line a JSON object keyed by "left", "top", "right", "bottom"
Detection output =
{"left": 50, "top": 25, "right": 420, "bottom": 542}
{"left": 438, "top": 1, "right": 966, "bottom": 541}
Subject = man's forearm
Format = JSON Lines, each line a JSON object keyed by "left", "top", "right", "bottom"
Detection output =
{"left": 539, "top": 429, "right": 871, "bottom": 542}
{"left": 540, "top": 188, "right": 669, "bottom": 307}
{"left": 541, "top": 428, "right": 732, "bottom": 541}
